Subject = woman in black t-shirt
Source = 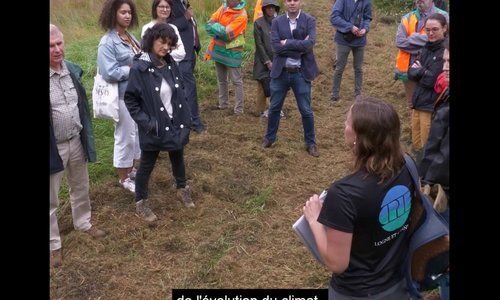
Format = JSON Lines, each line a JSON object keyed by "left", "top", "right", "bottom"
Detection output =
{"left": 303, "top": 97, "right": 414, "bottom": 299}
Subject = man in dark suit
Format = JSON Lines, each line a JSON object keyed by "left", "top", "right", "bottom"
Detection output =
{"left": 262, "top": 0, "right": 320, "bottom": 157}
{"left": 170, "top": 0, "right": 206, "bottom": 133}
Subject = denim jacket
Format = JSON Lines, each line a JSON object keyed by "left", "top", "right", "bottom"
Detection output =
{"left": 97, "top": 29, "right": 140, "bottom": 100}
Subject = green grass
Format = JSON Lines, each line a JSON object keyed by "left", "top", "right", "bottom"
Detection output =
{"left": 53, "top": 0, "right": 257, "bottom": 191}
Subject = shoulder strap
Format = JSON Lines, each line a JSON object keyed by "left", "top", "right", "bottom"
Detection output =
{"left": 403, "top": 153, "right": 449, "bottom": 299}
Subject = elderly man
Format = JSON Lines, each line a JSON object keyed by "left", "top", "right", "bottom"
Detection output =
{"left": 262, "top": 0, "right": 320, "bottom": 157}
{"left": 50, "top": 24, "right": 106, "bottom": 268}
{"left": 394, "top": 0, "right": 448, "bottom": 107}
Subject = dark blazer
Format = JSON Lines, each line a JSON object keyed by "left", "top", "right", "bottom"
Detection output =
{"left": 270, "top": 11, "right": 319, "bottom": 81}
{"left": 50, "top": 60, "right": 97, "bottom": 175}
{"left": 124, "top": 53, "right": 192, "bottom": 152}
{"left": 253, "top": 15, "right": 274, "bottom": 80}
{"left": 170, "top": 0, "right": 200, "bottom": 60}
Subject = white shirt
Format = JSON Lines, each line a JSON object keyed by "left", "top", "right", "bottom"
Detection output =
{"left": 285, "top": 10, "right": 302, "bottom": 68}
{"left": 159, "top": 77, "right": 173, "bottom": 118}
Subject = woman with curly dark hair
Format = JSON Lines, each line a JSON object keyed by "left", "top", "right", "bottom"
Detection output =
{"left": 97, "top": 0, "right": 141, "bottom": 193}
{"left": 124, "top": 23, "right": 195, "bottom": 223}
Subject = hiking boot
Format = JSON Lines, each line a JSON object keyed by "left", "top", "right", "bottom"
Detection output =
{"left": 177, "top": 185, "right": 195, "bottom": 208}
{"left": 50, "top": 248, "right": 62, "bottom": 268}
{"left": 119, "top": 177, "right": 135, "bottom": 193}
{"left": 84, "top": 226, "right": 106, "bottom": 239}
{"left": 306, "top": 144, "right": 320, "bottom": 157}
{"left": 136, "top": 199, "right": 158, "bottom": 222}
{"left": 262, "top": 137, "right": 273, "bottom": 148}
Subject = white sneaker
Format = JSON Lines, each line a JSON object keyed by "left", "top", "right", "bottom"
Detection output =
{"left": 280, "top": 110, "right": 286, "bottom": 119}
{"left": 119, "top": 177, "right": 135, "bottom": 193}
{"left": 261, "top": 109, "right": 269, "bottom": 118}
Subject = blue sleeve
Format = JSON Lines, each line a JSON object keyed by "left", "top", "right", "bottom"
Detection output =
{"left": 330, "top": 0, "right": 353, "bottom": 33}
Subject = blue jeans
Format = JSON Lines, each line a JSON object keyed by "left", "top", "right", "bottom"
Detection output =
{"left": 265, "top": 70, "right": 316, "bottom": 146}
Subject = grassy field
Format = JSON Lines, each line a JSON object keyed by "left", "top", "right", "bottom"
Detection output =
{"left": 49, "top": 0, "right": 428, "bottom": 299}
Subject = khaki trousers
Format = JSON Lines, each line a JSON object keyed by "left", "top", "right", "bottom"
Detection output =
{"left": 50, "top": 137, "right": 92, "bottom": 251}
{"left": 404, "top": 80, "right": 417, "bottom": 108}
{"left": 215, "top": 62, "right": 244, "bottom": 114}
{"left": 411, "top": 109, "right": 432, "bottom": 151}
{"left": 255, "top": 80, "right": 267, "bottom": 113}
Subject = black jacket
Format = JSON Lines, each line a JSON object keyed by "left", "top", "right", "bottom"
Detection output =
{"left": 419, "top": 89, "right": 449, "bottom": 187}
{"left": 170, "top": 0, "right": 200, "bottom": 60}
{"left": 253, "top": 15, "right": 274, "bottom": 80}
{"left": 124, "top": 53, "right": 192, "bottom": 152}
{"left": 50, "top": 60, "right": 97, "bottom": 175}
{"left": 408, "top": 39, "right": 445, "bottom": 112}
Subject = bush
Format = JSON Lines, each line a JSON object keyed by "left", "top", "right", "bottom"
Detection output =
{"left": 374, "top": 0, "right": 414, "bottom": 17}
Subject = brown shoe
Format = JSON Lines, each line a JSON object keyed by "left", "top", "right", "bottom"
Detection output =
{"left": 50, "top": 248, "right": 62, "bottom": 268}
{"left": 177, "top": 185, "right": 195, "bottom": 208}
{"left": 262, "top": 137, "right": 273, "bottom": 148}
{"left": 306, "top": 144, "right": 320, "bottom": 157}
{"left": 136, "top": 199, "right": 158, "bottom": 222}
{"left": 84, "top": 226, "right": 106, "bottom": 239}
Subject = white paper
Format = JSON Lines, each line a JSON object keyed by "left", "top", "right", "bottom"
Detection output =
{"left": 292, "top": 190, "right": 327, "bottom": 266}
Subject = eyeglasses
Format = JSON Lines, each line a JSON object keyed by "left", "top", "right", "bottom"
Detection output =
{"left": 157, "top": 5, "right": 171, "bottom": 10}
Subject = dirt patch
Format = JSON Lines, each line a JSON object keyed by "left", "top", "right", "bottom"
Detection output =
{"left": 51, "top": 1, "right": 411, "bottom": 298}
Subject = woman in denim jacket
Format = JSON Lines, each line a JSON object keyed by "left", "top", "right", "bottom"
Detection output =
{"left": 97, "top": 0, "right": 142, "bottom": 193}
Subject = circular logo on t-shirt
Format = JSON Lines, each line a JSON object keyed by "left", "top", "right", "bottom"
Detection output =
{"left": 378, "top": 185, "right": 411, "bottom": 232}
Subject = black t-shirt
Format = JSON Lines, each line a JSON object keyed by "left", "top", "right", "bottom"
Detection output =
{"left": 318, "top": 167, "right": 415, "bottom": 297}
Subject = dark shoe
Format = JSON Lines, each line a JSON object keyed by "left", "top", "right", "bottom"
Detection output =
{"left": 177, "top": 185, "right": 195, "bottom": 208}
{"left": 307, "top": 144, "right": 320, "bottom": 157}
{"left": 84, "top": 226, "right": 106, "bottom": 238}
{"left": 193, "top": 127, "right": 207, "bottom": 134}
{"left": 262, "top": 137, "right": 273, "bottom": 148}
{"left": 136, "top": 199, "right": 158, "bottom": 222}
{"left": 330, "top": 95, "right": 340, "bottom": 105}
{"left": 50, "top": 248, "right": 62, "bottom": 268}
{"left": 212, "top": 104, "right": 228, "bottom": 110}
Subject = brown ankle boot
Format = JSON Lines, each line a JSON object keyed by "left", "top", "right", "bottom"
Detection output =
{"left": 136, "top": 199, "right": 158, "bottom": 222}
{"left": 50, "top": 248, "right": 62, "bottom": 268}
{"left": 177, "top": 185, "right": 195, "bottom": 208}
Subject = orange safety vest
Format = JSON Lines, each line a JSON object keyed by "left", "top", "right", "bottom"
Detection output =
{"left": 395, "top": 13, "right": 425, "bottom": 76}
{"left": 253, "top": 0, "right": 263, "bottom": 22}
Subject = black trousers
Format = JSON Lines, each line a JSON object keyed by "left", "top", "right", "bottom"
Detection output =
{"left": 179, "top": 58, "right": 205, "bottom": 131}
{"left": 135, "top": 148, "right": 186, "bottom": 202}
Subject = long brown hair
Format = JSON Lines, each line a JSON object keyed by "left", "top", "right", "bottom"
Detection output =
{"left": 351, "top": 97, "right": 405, "bottom": 182}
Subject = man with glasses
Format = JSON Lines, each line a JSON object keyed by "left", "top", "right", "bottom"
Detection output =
{"left": 262, "top": 0, "right": 320, "bottom": 157}
{"left": 170, "top": 0, "right": 206, "bottom": 133}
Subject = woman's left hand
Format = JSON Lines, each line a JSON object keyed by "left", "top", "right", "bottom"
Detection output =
{"left": 303, "top": 194, "right": 323, "bottom": 224}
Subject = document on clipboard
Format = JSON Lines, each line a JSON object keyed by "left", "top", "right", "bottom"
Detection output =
{"left": 292, "top": 190, "right": 327, "bottom": 266}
